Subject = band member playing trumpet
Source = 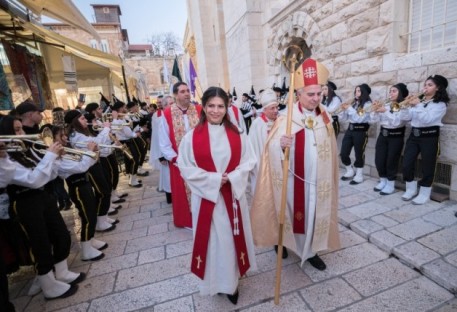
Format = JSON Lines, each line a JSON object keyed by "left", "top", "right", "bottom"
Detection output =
{"left": 65, "top": 110, "right": 117, "bottom": 232}
{"left": 84, "top": 103, "right": 127, "bottom": 205}
{"left": 111, "top": 101, "right": 143, "bottom": 187}
{"left": 371, "top": 83, "right": 409, "bottom": 195}
{"left": 52, "top": 126, "right": 106, "bottom": 261}
{"left": 0, "top": 116, "right": 82, "bottom": 300}
{"left": 399, "top": 75, "right": 449, "bottom": 205}
{"left": 338, "top": 83, "right": 373, "bottom": 184}
{"left": 126, "top": 101, "right": 149, "bottom": 177}
{"left": 321, "top": 81, "right": 342, "bottom": 135}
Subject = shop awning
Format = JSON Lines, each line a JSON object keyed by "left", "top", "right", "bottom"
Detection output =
{"left": 17, "top": 0, "right": 100, "bottom": 39}
{"left": 22, "top": 20, "right": 122, "bottom": 73}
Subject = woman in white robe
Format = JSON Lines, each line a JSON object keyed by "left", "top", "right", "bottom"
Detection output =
{"left": 177, "top": 87, "right": 257, "bottom": 305}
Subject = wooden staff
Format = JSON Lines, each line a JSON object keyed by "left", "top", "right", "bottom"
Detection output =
{"left": 274, "top": 45, "right": 305, "bottom": 305}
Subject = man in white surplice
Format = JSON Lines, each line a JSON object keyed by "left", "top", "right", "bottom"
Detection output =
{"left": 149, "top": 96, "right": 173, "bottom": 201}
{"left": 248, "top": 88, "right": 279, "bottom": 194}
{"left": 226, "top": 94, "right": 246, "bottom": 133}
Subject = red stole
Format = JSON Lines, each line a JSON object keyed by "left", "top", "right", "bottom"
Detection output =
{"left": 156, "top": 110, "right": 162, "bottom": 117}
{"left": 163, "top": 105, "right": 202, "bottom": 228}
{"left": 231, "top": 106, "right": 239, "bottom": 123}
{"left": 260, "top": 113, "right": 268, "bottom": 123}
{"left": 190, "top": 122, "right": 250, "bottom": 279}
{"left": 292, "top": 104, "right": 329, "bottom": 234}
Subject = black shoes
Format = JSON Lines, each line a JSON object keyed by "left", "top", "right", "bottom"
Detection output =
{"left": 226, "top": 288, "right": 239, "bottom": 305}
{"left": 274, "top": 245, "right": 288, "bottom": 259}
{"left": 308, "top": 255, "right": 326, "bottom": 271}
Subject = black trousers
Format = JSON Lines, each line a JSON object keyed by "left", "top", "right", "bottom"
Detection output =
{"left": 375, "top": 134, "right": 404, "bottom": 181}
{"left": 88, "top": 163, "right": 111, "bottom": 216}
{"left": 100, "top": 157, "right": 114, "bottom": 191}
{"left": 0, "top": 256, "right": 15, "bottom": 312}
{"left": 106, "top": 153, "right": 120, "bottom": 190}
{"left": 243, "top": 118, "right": 252, "bottom": 134}
{"left": 9, "top": 191, "right": 70, "bottom": 275}
{"left": 332, "top": 116, "right": 340, "bottom": 136}
{"left": 67, "top": 181, "right": 97, "bottom": 242}
{"left": 122, "top": 139, "right": 140, "bottom": 175}
{"left": 402, "top": 134, "right": 440, "bottom": 187}
{"left": 52, "top": 177, "right": 71, "bottom": 208}
{"left": 133, "top": 137, "right": 147, "bottom": 168}
{"left": 340, "top": 130, "right": 368, "bottom": 168}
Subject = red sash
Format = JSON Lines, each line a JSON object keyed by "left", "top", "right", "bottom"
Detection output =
{"left": 293, "top": 129, "right": 305, "bottom": 233}
{"left": 231, "top": 106, "right": 239, "bottom": 123}
{"left": 157, "top": 110, "right": 162, "bottom": 117}
{"left": 190, "top": 122, "right": 250, "bottom": 279}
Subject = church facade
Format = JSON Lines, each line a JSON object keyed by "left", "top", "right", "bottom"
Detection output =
{"left": 185, "top": 0, "right": 457, "bottom": 199}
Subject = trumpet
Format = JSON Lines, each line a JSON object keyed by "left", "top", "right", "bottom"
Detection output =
{"left": 332, "top": 102, "right": 351, "bottom": 115}
{"left": 108, "top": 133, "right": 133, "bottom": 160}
{"left": 390, "top": 93, "right": 425, "bottom": 112}
{"left": 72, "top": 141, "right": 125, "bottom": 150}
{"left": 0, "top": 129, "right": 98, "bottom": 161}
{"left": 356, "top": 101, "right": 384, "bottom": 116}
{"left": 88, "top": 121, "right": 133, "bottom": 131}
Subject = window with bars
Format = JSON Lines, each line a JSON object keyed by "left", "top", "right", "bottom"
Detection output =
{"left": 89, "top": 39, "right": 99, "bottom": 50}
{"left": 409, "top": 0, "right": 457, "bottom": 52}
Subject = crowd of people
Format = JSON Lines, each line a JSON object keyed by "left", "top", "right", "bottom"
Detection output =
{"left": 0, "top": 57, "right": 451, "bottom": 309}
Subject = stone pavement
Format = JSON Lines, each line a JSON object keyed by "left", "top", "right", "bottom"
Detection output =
{"left": 7, "top": 167, "right": 457, "bottom": 311}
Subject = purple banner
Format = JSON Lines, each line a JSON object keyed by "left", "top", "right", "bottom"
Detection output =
{"left": 189, "top": 58, "right": 197, "bottom": 97}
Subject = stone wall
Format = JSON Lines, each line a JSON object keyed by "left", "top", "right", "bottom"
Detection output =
{"left": 187, "top": 0, "right": 457, "bottom": 199}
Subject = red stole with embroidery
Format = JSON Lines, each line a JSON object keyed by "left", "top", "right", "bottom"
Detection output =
{"left": 293, "top": 105, "right": 330, "bottom": 234}
{"left": 190, "top": 122, "right": 250, "bottom": 279}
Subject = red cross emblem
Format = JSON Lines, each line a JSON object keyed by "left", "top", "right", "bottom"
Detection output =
{"left": 303, "top": 67, "right": 317, "bottom": 79}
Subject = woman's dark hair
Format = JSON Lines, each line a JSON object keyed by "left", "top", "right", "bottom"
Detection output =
{"left": 0, "top": 115, "right": 36, "bottom": 167}
{"left": 426, "top": 75, "right": 450, "bottom": 103}
{"left": 0, "top": 115, "right": 19, "bottom": 135}
{"left": 197, "top": 86, "right": 238, "bottom": 133}
{"left": 322, "top": 83, "right": 341, "bottom": 106}
{"left": 354, "top": 84, "right": 372, "bottom": 107}
{"left": 66, "top": 115, "right": 91, "bottom": 138}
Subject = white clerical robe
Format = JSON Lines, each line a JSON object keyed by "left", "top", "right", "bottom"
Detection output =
{"left": 177, "top": 124, "right": 257, "bottom": 295}
{"left": 149, "top": 112, "right": 171, "bottom": 192}
{"left": 251, "top": 103, "right": 340, "bottom": 265}
{"left": 248, "top": 117, "right": 273, "bottom": 194}
{"left": 227, "top": 105, "right": 247, "bottom": 134}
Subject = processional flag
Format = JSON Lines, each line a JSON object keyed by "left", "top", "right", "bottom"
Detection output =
{"left": 172, "top": 56, "right": 182, "bottom": 82}
{"left": 189, "top": 58, "right": 197, "bottom": 97}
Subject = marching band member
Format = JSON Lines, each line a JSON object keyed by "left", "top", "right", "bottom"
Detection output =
{"left": 371, "top": 83, "right": 409, "bottom": 195}
{"left": 321, "top": 81, "right": 342, "bottom": 135}
{"left": 127, "top": 101, "right": 149, "bottom": 177}
{"left": 177, "top": 87, "right": 257, "bottom": 305}
{"left": 0, "top": 140, "right": 16, "bottom": 311}
{"left": 84, "top": 103, "right": 127, "bottom": 206}
{"left": 111, "top": 101, "right": 143, "bottom": 187}
{"left": 400, "top": 75, "right": 449, "bottom": 205}
{"left": 65, "top": 110, "right": 117, "bottom": 232}
{"left": 52, "top": 126, "right": 106, "bottom": 261}
{"left": 339, "top": 83, "right": 373, "bottom": 184}
{"left": 0, "top": 116, "right": 82, "bottom": 300}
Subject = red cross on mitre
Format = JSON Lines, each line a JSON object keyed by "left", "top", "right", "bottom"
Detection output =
{"left": 294, "top": 58, "right": 329, "bottom": 89}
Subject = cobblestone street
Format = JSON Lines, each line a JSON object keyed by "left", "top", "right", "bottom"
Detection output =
{"left": 8, "top": 166, "right": 457, "bottom": 311}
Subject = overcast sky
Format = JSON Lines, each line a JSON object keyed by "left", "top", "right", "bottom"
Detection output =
{"left": 68, "top": 0, "right": 188, "bottom": 44}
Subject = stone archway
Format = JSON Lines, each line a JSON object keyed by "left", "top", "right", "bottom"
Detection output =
{"left": 268, "top": 11, "right": 323, "bottom": 82}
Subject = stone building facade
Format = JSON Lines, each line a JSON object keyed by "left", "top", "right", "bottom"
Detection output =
{"left": 45, "top": 4, "right": 175, "bottom": 102}
{"left": 185, "top": 0, "right": 457, "bottom": 199}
